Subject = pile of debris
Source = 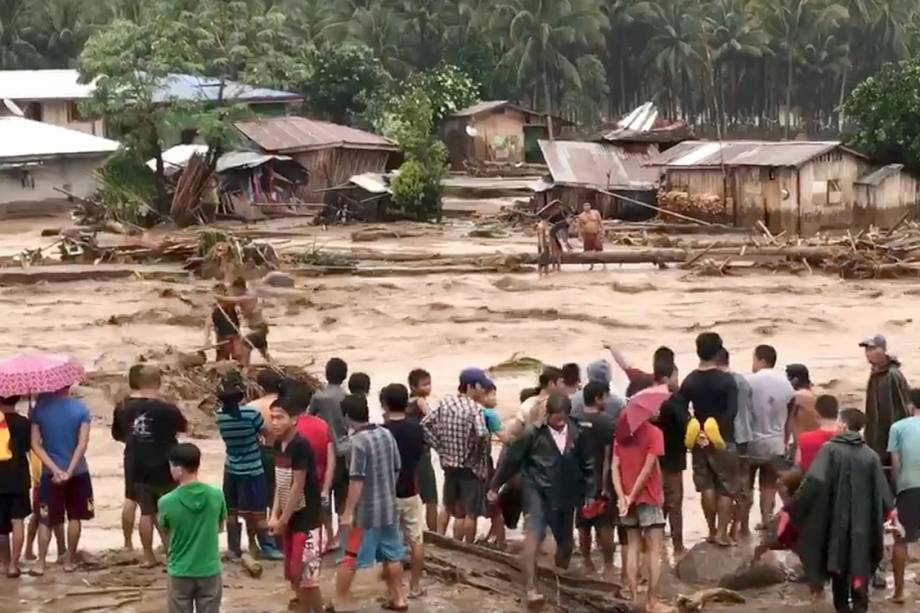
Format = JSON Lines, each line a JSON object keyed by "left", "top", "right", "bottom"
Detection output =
{"left": 658, "top": 190, "right": 729, "bottom": 224}
{"left": 463, "top": 159, "right": 547, "bottom": 177}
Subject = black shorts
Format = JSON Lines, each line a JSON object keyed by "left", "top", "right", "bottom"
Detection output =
{"left": 261, "top": 446, "right": 276, "bottom": 503}
{"left": 417, "top": 451, "right": 438, "bottom": 506}
{"left": 223, "top": 472, "right": 268, "bottom": 515}
{"left": 0, "top": 492, "right": 31, "bottom": 534}
{"left": 246, "top": 325, "right": 269, "bottom": 352}
{"left": 124, "top": 457, "right": 136, "bottom": 502}
{"left": 331, "top": 460, "right": 350, "bottom": 515}
{"left": 443, "top": 467, "right": 485, "bottom": 518}
{"left": 897, "top": 487, "right": 920, "bottom": 542}
{"left": 134, "top": 482, "right": 176, "bottom": 516}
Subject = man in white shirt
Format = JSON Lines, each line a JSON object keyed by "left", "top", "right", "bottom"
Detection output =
{"left": 745, "top": 344, "right": 795, "bottom": 529}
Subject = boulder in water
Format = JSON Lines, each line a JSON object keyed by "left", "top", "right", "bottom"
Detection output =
{"left": 262, "top": 271, "right": 295, "bottom": 288}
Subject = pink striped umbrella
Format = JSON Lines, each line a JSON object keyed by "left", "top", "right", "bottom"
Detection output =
{"left": 0, "top": 353, "right": 85, "bottom": 397}
{"left": 622, "top": 384, "right": 673, "bottom": 435}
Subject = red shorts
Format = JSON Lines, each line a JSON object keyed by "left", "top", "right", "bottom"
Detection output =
{"left": 283, "top": 528, "right": 323, "bottom": 589}
{"left": 583, "top": 233, "right": 604, "bottom": 252}
{"left": 38, "top": 473, "right": 95, "bottom": 526}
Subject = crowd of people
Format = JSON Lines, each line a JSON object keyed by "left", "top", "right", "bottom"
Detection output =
{"left": 0, "top": 330, "right": 918, "bottom": 613}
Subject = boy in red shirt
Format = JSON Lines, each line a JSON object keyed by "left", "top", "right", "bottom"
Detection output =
{"left": 796, "top": 395, "right": 841, "bottom": 472}
{"left": 613, "top": 361, "right": 673, "bottom": 613}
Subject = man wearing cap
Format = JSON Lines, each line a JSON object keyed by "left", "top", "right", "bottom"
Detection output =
{"left": 861, "top": 334, "right": 910, "bottom": 480}
{"left": 421, "top": 368, "right": 492, "bottom": 543}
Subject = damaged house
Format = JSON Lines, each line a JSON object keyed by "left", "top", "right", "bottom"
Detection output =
{"left": 533, "top": 140, "right": 660, "bottom": 220}
{"left": 649, "top": 140, "right": 920, "bottom": 234}
{"left": 0, "top": 115, "right": 118, "bottom": 217}
{"left": 236, "top": 116, "right": 397, "bottom": 203}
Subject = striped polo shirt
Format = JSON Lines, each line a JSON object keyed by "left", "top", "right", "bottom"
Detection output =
{"left": 217, "top": 405, "right": 265, "bottom": 476}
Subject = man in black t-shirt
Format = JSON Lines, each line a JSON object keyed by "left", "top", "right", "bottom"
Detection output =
{"left": 382, "top": 383, "right": 426, "bottom": 598}
{"left": 575, "top": 382, "right": 616, "bottom": 581}
{"left": 0, "top": 395, "right": 31, "bottom": 578}
{"left": 678, "top": 332, "right": 739, "bottom": 547}
{"left": 118, "top": 365, "right": 187, "bottom": 568}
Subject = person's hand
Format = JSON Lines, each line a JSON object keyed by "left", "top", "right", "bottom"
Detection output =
{"left": 52, "top": 469, "right": 69, "bottom": 484}
{"left": 486, "top": 490, "right": 499, "bottom": 504}
{"left": 617, "top": 496, "right": 630, "bottom": 517}
{"left": 267, "top": 516, "right": 278, "bottom": 533}
{"left": 697, "top": 432, "right": 710, "bottom": 448}
{"left": 339, "top": 510, "right": 353, "bottom": 530}
{"left": 270, "top": 517, "right": 287, "bottom": 537}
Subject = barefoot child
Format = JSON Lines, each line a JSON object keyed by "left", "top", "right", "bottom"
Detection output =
{"left": 408, "top": 369, "right": 438, "bottom": 532}
{"left": 0, "top": 396, "right": 30, "bottom": 578}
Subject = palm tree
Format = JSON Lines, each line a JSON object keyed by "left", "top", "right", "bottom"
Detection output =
{"left": 0, "top": 0, "right": 40, "bottom": 69}
{"left": 497, "top": 0, "right": 607, "bottom": 114}
{"left": 29, "top": 0, "right": 99, "bottom": 68}
{"left": 760, "top": 0, "right": 848, "bottom": 136}
{"left": 639, "top": 0, "right": 704, "bottom": 120}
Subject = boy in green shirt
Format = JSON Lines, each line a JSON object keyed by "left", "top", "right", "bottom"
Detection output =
{"left": 158, "top": 443, "right": 226, "bottom": 613}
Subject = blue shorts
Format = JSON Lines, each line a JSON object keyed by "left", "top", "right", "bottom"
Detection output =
{"left": 223, "top": 472, "right": 268, "bottom": 515}
{"left": 339, "top": 523, "right": 405, "bottom": 570}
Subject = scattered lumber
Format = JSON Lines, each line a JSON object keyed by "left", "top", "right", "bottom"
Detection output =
{"left": 170, "top": 153, "right": 211, "bottom": 227}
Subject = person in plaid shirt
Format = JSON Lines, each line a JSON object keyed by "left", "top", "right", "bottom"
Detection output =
{"left": 421, "top": 368, "right": 492, "bottom": 542}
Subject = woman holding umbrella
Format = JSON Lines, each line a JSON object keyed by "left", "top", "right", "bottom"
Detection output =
{"left": 0, "top": 353, "right": 90, "bottom": 575}
{"left": 612, "top": 360, "right": 678, "bottom": 613}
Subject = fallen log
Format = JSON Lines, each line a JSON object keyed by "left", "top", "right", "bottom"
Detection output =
{"left": 516, "top": 245, "right": 846, "bottom": 266}
{"left": 240, "top": 552, "right": 262, "bottom": 578}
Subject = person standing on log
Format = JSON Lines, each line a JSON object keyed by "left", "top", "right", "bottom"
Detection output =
{"left": 576, "top": 202, "right": 605, "bottom": 270}
{"left": 714, "top": 348, "right": 754, "bottom": 540}
{"left": 488, "top": 393, "right": 594, "bottom": 608}
{"left": 679, "top": 332, "right": 739, "bottom": 547}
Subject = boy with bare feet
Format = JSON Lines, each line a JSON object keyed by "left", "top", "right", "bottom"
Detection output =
{"left": 0, "top": 395, "right": 30, "bottom": 578}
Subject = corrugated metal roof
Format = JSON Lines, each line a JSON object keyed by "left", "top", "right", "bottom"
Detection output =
{"left": 216, "top": 151, "right": 292, "bottom": 173}
{"left": 152, "top": 74, "right": 301, "bottom": 104}
{"left": 0, "top": 116, "right": 118, "bottom": 160}
{"left": 236, "top": 116, "right": 397, "bottom": 154}
{"left": 349, "top": 172, "right": 391, "bottom": 194}
{"left": 855, "top": 164, "right": 904, "bottom": 187}
{"left": 617, "top": 102, "right": 658, "bottom": 133}
{"left": 147, "top": 146, "right": 294, "bottom": 174}
{"left": 538, "top": 140, "right": 659, "bottom": 190}
{"left": 452, "top": 100, "right": 514, "bottom": 117}
{"left": 0, "top": 69, "right": 94, "bottom": 100}
{"left": 648, "top": 140, "right": 867, "bottom": 168}
{"left": 0, "top": 69, "right": 300, "bottom": 104}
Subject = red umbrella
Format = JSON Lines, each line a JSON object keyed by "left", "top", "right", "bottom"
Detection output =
{"left": 622, "top": 384, "right": 672, "bottom": 435}
{"left": 0, "top": 353, "right": 84, "bottom": 397}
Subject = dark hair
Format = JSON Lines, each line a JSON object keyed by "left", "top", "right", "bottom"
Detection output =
{"left": 653, "top": 359, "right": 675, "bottom": 381}
{"left": 714, "top": 347, "right": 730, "bottom": 367}
{"left": 408, "top": 368, "right": 430, "bottom": 390}
{"left": 217, "top": 371, "right": 246, "bottom": 417}
{"left": 815, "top": 394, "right": 839, "bottom": 420}
{"left": 256, "top": 368, "right": 284, "bottom": 395}
{"left": 653, "top": 346, "right": 675, "bottom": 364}
{"left": 545, "top": 392, "right": 571, "bottom": 416}
{"left": 519, "top": 387, "right": 540, "bottom": 403}
{"left": 325, "top": 358, "right": 348, "bottom": 385}
{"left": 342, "top": 393, "right": 369, "bottom": 423}
{"left": 0, "top": 395, "right": 20, "bottom": 406}
{"left": 231, "top": 276, "right": 247, "bottom": 290}
{"left": 127, "top": 364, "right": 145, "bottom": 390}
{"left": 561, "top": 363, "right": 581, "bottom": 387}
{"left": 696, "top": 332, "right": 724, "bottom": 362}
{"left": 169, "top": 443, "right": 201, "bottom": 471}
{"left": 786, "top": 364, "right": 811, "bottom": 390}
{"left": 273, "top": 380, "right": 313, "bottom": 417}
{"left": 348, "top": 372, "right": 371, "bottom": 395}
{"left": 583, "top": 381, "right": 608, "bottom": 406}
{"left": 840, "top": 408, "right": 866, "bottom": 433}
{"left": 909, "top": 388, "right": 920, "bottom": 409}
{"left": 380, "top": 383, "right": 409, "bottom": 412}
{"left": 754, "top": 344, "right": 778, "bottom": 368}
{"left": 538, "top": 366, "right": 563, "bottom": 390}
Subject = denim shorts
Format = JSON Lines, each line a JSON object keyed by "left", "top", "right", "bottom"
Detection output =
{"left": 620, "top": 503, "right": 665, "bottom": 529}
{"left": 339, "top": 523, "right": 405, "bottom": 570}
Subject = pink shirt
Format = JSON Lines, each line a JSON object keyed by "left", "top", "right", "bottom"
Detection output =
{"left": 550, "top": 424, "right": 568, "bottom": 453}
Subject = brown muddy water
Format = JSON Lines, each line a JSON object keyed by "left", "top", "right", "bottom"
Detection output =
{"left": 3, "top": 216, "right": 920, "bottom": 611}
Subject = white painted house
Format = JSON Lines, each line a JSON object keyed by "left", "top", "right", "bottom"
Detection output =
{"left": 0, "top": 116, "right": 119, "bottom": 217}
{"left": 0, "top": 69, "right": 103, "bottom": 136}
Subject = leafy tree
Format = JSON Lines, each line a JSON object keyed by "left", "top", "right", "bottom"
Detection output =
{"left": 299, "top": 43, "right": 389, "bottom": 124}
{"left": 0, "top": 0, "right": 40, "bottom": 69}
{"left": 844, "top": 58, "right": 920, "bottom": 172}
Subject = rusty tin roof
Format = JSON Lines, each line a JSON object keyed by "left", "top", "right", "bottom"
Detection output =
{"left": 647, "top": 140, "right": 867, "bottom": 168}
{"left": 235, "top": 116, "right": 396, "bottom": 154}
{"left": 538, "top": 140, "right": 659, "bottom": 190}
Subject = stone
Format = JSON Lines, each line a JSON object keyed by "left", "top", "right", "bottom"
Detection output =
{"left": 262, "top": 271, "right": 295, "bottom": 288}
{"left": 675, "top": 541, "right": 758, "bottom": 585}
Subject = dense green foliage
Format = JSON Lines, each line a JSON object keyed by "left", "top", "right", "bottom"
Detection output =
{"left": 844, "top": 59, "right": 920, "bottom": 172}
{"left": 5, "top": 0, "right": 920, "bottom": 134}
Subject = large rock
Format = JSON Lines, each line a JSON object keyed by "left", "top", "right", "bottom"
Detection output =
{"left": 262, "top": 271, "right": 295, "bottom": 288}
{"left": 675, "top": 541, "right": 782, "bottom": 588}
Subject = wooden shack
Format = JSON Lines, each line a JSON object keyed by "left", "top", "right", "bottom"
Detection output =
{"left": 441, "top": 100, "right": 573, "bottom": 170}
{"left": 646, "top": 140, "right": 916, "bottom": 234}
{"left": 236, "top": 116, "right": 397, "bottom": 203}
{"left": 854, "top": 164, "right": 920, "bottom": 228}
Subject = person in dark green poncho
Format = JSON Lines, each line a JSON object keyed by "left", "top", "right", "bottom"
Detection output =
{"left": 789, "top": 409, "right": 894, "bottom": 613}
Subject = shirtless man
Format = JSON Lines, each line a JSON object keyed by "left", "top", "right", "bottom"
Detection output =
{"left": 220, "top": 277, "right": 271, "bottom": 366}
{"left": 576, "top": 202, "right": 604, "bottom": 270}
{"left": 785, "top": 364, "right": 818, "bottom": 454}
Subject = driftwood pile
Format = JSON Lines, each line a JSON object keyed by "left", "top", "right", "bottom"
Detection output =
{"left": 658, "top": 190, "right": 729, "bottom": 224}
{"left": 170, "top": 153, "right": 212, "bottom": 227}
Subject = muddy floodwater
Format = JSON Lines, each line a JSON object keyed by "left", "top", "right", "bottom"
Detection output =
{"left": 2, "top": 216, "right": 920, "bottom": 611}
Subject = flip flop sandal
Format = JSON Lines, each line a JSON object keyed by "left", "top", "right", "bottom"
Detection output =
{"left": 380, "top": 602, "right": 409, "bottom": 612}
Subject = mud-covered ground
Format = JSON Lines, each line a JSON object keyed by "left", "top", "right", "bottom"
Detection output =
{"left": 4, "top": 215, "right": 920, "bottom": 611}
